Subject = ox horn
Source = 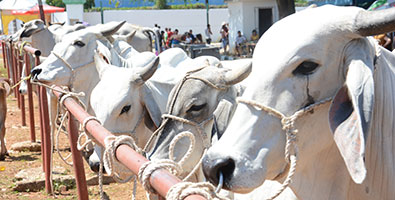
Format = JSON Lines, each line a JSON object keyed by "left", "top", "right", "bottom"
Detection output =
{"left": 100, "top": 21, "right": 126, "bottom": 36}
{"left": 126, "top": 30, "right": 137, "bottom": 43}
{"left": 135, "top": 57, "right": 160, "bottom": 83}
{"left": 354, "top": 7, "right": 395, "bottom": 36}
{"left": 223, "top": 60, "right": 252, "bottom": 86}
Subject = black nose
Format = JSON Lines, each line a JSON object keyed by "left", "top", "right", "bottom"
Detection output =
{"left": 202, "top": 156, "right": 235, "bottom": 188}
{"left": 31, "top": 68, "right": 42, "bottom": 79}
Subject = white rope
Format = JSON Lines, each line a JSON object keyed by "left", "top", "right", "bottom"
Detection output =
{"left": 138, "top": 159, "right": 183, "bottom": 193}
{"left": 166, "top": 182, "right": 230, "bottom": 200}
{"left": 103, "top": 135, "right": 141, "bottom": 182}
{"left": 169, "top": 131, "right": 196, "bottom": 167}
{"left": 76, "top": 116, "right": 102, "bottom": 151}
{"left": 55, "top": 112, "right": 73, "bottom": 166}
{"left": 236, "top": 97, "right": 332, "bottom": 200}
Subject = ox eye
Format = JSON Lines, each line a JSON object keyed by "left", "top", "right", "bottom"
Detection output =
{"left": 293, "top": 61, "right": 319, "bottom": 75}
{"left": 187, "top": 103, "right": 206, "bottom": 113}
{"left": 73, "top": 41, "right": 85, "bottom": 47}
{"left": 120, "top": 105, "right": 131, "bottom": 115}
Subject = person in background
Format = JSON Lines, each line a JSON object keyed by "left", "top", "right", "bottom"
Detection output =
{"left": 170, "top": 29, "right": 181, "bottom": 47}
{"left": 205, "top": 24, "right": 213, "bottom": 44}
{"left": 153, "top": 24, "right": 160, "bottom": 54}
{"left": 374, "top": 33, "right": 392, "bottom": 51}
{"left": 251, "top": 29, "right": 259, "bottom": 42}
{"left": 185, "top": 32, "right": 193, "bottom": 44}
{"left": 196, "top": 34, "right": 203, "bottom": 44}
{"left": 163, "top": 28, "right": 169, "bottom": 49}
{"left": 235, "top": 30, "right": 247, "bottom": 56}
{"left": 166, "top": 28, "right": 173, "bottom": 48}
{"left": 160, "top": 30, "right": 165, "bottom": 51}
{"left": 220, "top": 22, "right": 229, "bottom": 54}
{"left": 189, "top": 29, "right": 196, "bottom": 43}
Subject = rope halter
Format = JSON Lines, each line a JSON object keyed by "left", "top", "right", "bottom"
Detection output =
{"left": 51, "top": 51, "right": 94, "bottom": 87}
{"left": 143, "top": 62, "right": 227, "bottom": 153}
{"left": 236, "top": 96, "right": 332, "bottom": 200}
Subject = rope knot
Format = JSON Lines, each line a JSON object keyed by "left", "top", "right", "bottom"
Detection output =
{"left": 103, "top": 135, "right": 141, "bottom": 183}
{"left": 138, "top": 159, "right": 183, "bottom": 193}
{"left": 166, "top": 182, "right": 230, "bottom": 200}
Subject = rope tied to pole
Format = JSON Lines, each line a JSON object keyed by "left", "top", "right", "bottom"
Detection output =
{"left": 166, "top": 182, "right": 230, "bottom": 200}
{"left": 103, "top": 135, "right": 142, "bottom": 182}
{"left": 236, "top": 97, "right": 332, "bottom": 200}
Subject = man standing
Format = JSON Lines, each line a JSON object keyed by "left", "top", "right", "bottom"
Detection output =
{"left": 205, "top": 24, "right": 213, "bottom": 44}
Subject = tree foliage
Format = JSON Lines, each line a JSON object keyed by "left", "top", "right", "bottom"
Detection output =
{"left": 45, "top": 0, "right": 95, "bottom": 9}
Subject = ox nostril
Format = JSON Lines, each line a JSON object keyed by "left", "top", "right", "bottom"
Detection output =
{"left": 31, "top": 68, "right": 42, "bottom": 79}
{"left": 203, "top": 156, "right": 235, "bottom": 187}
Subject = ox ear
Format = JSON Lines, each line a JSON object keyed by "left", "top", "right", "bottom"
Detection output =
{"left": 222, "top": 60, "right": 252, "bottom": 85}
{"left": 329, "top": 59, "right": 374, "bottom": 184}
{"left": 93, "top": 50, "right": 110, "bottom": 78}
{"left": 141, "top": 84, "right": 162, "bottom": 129}
{"left": 100, "top": 21, "right": 126, "bottom": 36}
{"left": 131, "top": 56, "right": 160, "bottom": 85}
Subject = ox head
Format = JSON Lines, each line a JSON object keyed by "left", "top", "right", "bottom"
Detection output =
{"left": 202, "top": 5, "right": 392, "bottom": 193}
{"left": 148, "top": 60, "right": 252, "bottom": 180}
{"left": 31, "top": 21, "right": 125, "bottom": 85}
{"left": 90, "top": 51, "right": 160, "bottom": 147}
{"left": 19, "top": 19, "right": 46, "bottom": 38}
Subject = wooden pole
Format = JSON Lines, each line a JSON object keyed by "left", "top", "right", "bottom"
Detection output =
{"left": 37, "top": 0, "right": 46, "bottom": 24}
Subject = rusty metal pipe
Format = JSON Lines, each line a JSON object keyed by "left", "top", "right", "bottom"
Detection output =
{"left": 52, "top": 86, "right": 206, "bottom": 200}
{"left": 24, "top": 52, "right": 35, "bottom": 142}
{"left": 67, "top": 113, "right": 89, "bottom": 200}
{"left": 40, "top": 86, "right": 52, "bottom": 194}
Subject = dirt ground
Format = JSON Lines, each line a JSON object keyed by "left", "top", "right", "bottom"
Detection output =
{"left": 0, "top": 60, "right": 148, "bottom": 199}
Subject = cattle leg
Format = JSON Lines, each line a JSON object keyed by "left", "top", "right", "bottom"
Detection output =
{"left": 0, "top": 123, "right": 6, "bottom": 161}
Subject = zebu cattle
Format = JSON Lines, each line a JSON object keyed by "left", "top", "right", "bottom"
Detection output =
{"left": 111, "top": 22, "right": 158, "bottom": 53}
{"left": 88, "top": 48, "right": 220, "bottom": 171}
{"left": 147, "top": 61, "right": 298, "bottom": 199}
{"left": 148, "top": 60, "right": 252, "bottom": 180}
{"left": 203, "top": 5, "right": 395, "bottom": 199}
{"left": 48, "top": 23, "right": 86, "bottom": 43}
{"left": 0, "top": 78, "right": 11, "bottom": 161}
{"left": 29, "top": 21, "right": 153, "bottom": 171}
{"left": 18, "top": 19, "right": 56, "bottom": 57}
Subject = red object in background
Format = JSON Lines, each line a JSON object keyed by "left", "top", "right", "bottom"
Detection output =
{"left": 11, "top": 4, "right": 64, "bottom": 15}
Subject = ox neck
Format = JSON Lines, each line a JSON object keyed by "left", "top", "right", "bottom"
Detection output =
{"left": 69, "top": 62, "right": 99, "bottom": 113}
{"left": 31, "top": 29, "right": 55, "bottom": 57}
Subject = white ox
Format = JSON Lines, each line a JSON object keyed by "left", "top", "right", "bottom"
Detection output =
{"left": 148, "top": 60, "right": 252, "bottom": 179}
{"left": 88, "top": 48, "right": 221, "bottom": 170}
{"left": 147, "top": 61, "right": 298, "bottom": 199}
{"left": 108, "top": 22, "right": 158, "bottom": 53}
{"left": 202, "top": 5, "right": 395, "bottom": 199}
{"left": 16, "top": 19, "right": 86, "bottom": 94}
{"left": 30, "top": 21, "right": 158, "bottom": 171}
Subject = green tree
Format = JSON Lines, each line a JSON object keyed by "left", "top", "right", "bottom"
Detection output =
{"left": 46, "top": 0, "right": 65, "bottom": 8}
{"left": 276, "top": 0, "right": 295, "bottom": 19}
{"left": 154, "top": 0, "right": 168, "bottom": 9}
{"left": 46, "top": 0, "right": 95, "bottom": 9}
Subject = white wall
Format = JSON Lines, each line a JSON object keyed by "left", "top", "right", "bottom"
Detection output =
{"left": 83, "top": 9, "right": 229, "bottom": 42}
{"left": 228, "top": 0, "right": 278, "bottom": 51}
{"left": 66, "top": 4, "right": 84, "bottom": 24}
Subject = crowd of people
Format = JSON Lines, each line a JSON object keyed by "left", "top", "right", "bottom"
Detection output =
{"left": 153, "top": 24, "right": 206, "bottom": 52}
{"left": 153, "top": 23, "right": 260, "bottom": 57}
